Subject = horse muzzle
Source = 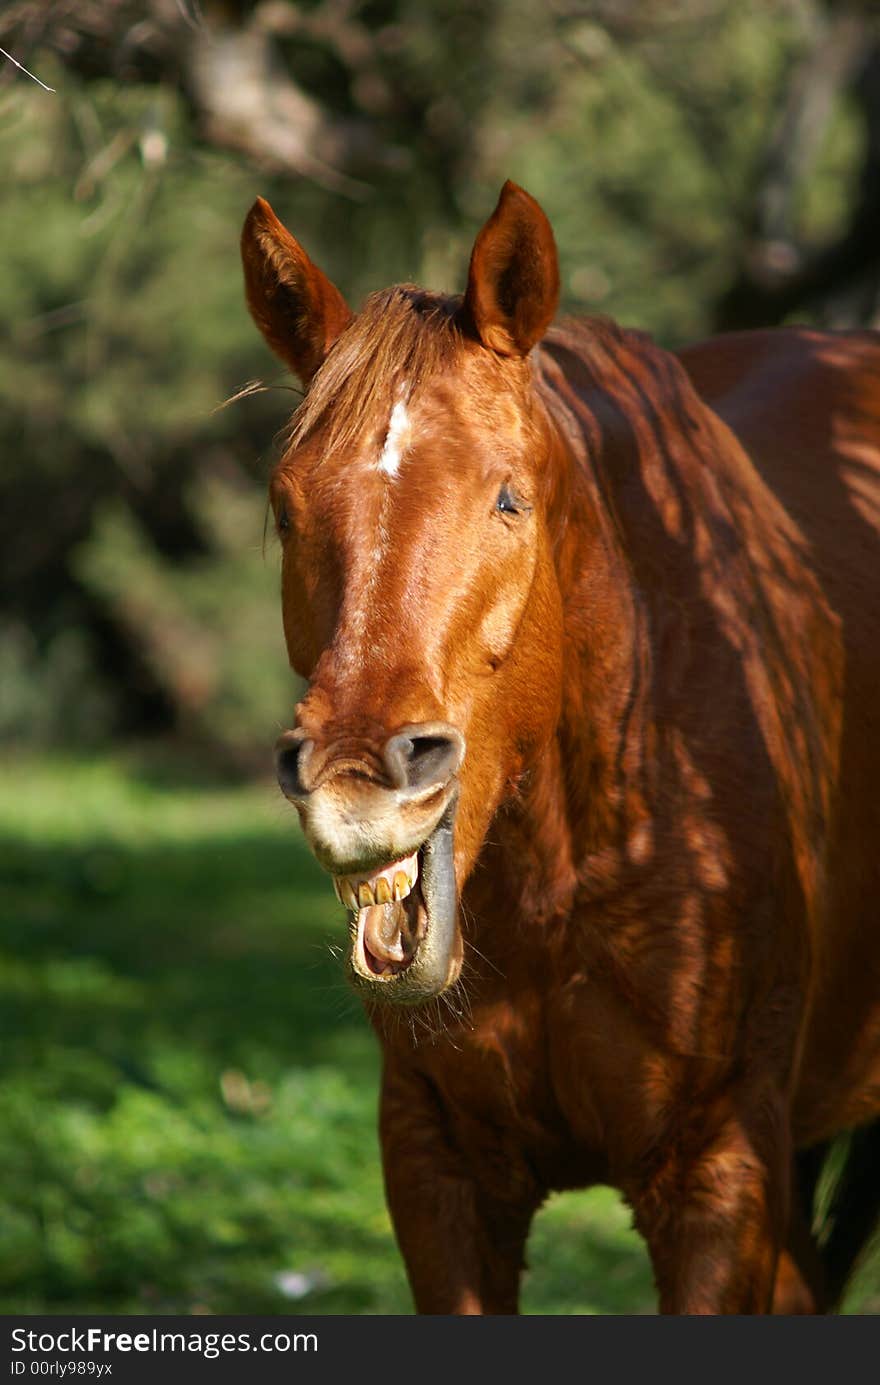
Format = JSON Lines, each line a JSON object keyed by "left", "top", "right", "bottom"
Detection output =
{"left": 275, "top": 722, "right": 465, "bottom": 1005}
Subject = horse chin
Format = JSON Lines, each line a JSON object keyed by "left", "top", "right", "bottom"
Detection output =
{"left": 346, "top": 802, "right": 461, "bottom": 1007}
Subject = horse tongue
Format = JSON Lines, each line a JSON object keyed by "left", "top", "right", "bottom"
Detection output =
{"left": 362, "top": 901, "right": 418, "bottom": 968}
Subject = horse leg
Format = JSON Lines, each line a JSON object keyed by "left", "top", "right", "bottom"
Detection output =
{"left": 771, "top": 1146, "right": 828, "bottom": 1314}
{"left": 387, "top": 1172, "right": 534, "bottom": 1314}
{"left": 380, "top": 1065, "right": 537, "bottom": 1314}
{"left": 631, "top": 1099, "right": 791, "bottom": 1314}
{"left": 772, "top": 1235, "right": 826, "bottom": 1313}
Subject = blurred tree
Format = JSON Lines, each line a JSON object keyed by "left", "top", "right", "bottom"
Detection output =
{"left": 0, "top": 0, "right": 874, "bottom": 763}
{"left": 715, "top": 0, "right": 880, "bottom": 329}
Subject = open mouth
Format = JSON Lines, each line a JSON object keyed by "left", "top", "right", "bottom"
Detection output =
{"left": 334, "top": 850, "right": 422, "bottom": 977}
{"left": 332, "top": 803, "right": 460, "bottom": 1004}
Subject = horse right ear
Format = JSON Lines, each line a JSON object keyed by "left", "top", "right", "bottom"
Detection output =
{"left": 241, "top": 197, "right": 352, "bottom": 386}
{"left": 463, "top": 181, "right": 560, "bottom": 357}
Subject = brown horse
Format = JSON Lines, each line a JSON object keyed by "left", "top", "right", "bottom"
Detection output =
{"left": 241, "top": 181, "right": 880, "bottom": 1314}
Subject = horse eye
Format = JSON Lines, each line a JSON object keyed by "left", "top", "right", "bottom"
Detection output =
{"left": 276, "top": 504, "right": 290, "bottom": 534}
{"left": 496, "top": 484, "right": 520, "bottom": 516}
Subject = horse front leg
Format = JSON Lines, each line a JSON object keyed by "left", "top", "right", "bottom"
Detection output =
{"left": 771, "top": 1147, "right": 828, "bottom": 1314}
{"left": 379, "top": 1063, "right": 537, "bottom": 1314}
{"left": 630, "top": 1099, "right": 791, "bottom": 1314}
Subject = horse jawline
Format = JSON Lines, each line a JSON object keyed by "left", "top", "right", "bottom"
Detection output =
{"left": 349, "top": 799, "right": 460, "bottom": 1008}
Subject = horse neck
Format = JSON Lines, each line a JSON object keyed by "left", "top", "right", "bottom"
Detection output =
{"left": 554, "top": 449, "right": 646, "bottom": 864}
{"left": 496, "top": 321, "right": 744, "bottom": 912}
{"left": 477, "top": 335, "right": 650, "bottom": 924}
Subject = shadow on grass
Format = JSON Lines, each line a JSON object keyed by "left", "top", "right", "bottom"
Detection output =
{"left": 1, "top": 829, "right": 366, "bottom": 1078}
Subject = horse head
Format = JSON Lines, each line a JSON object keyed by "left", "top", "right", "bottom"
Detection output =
{"left": 242, "top": 183, "right": 567, "bottom": 1005}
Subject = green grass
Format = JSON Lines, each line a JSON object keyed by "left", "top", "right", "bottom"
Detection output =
{"left": 0, "top": 753, "right": 876, "bottom": 1315}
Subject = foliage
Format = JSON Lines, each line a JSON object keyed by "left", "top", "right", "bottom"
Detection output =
{"left": 75, "top": 481, "right": 294, "bottom": 758}
{"left": 1, "top": 1, "right": 872, "bottom": 757}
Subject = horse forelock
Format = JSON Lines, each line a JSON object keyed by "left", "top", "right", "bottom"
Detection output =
{"left": 283, "top": 285, "right": 465, "bottom": 460}
{"left": 280, "top": 281, "right": 642, "bottom": 479}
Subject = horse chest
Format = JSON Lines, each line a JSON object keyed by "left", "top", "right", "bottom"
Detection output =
{"left": 404, "top": 927, "right": 749, "bottom": 1196}
{"left": 402, "top": 981, "right": 617, "bottom": 1192}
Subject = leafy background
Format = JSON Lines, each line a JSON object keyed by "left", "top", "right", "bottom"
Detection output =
{"left": 1, "top": 0, "right": 878, "bottom": 1314}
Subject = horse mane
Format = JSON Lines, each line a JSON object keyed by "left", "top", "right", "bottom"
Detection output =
{"left": 286, "top": 285, "right": 464, "bottom": 456}
{"left": 545, "top": 313, "right": 635, "bottom": 362}
{"left": 284, "top": 281, "right": 674, "bottom": 474}
{"left": 538, "top": 314, "right": 668, "bottom": 420}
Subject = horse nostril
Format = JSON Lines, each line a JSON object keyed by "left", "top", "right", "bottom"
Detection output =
{"left": 383, "top": 723, "right": 465, "bottom": 794}
{"left": 275, "top": 732, "right": 314, "bottom": 801}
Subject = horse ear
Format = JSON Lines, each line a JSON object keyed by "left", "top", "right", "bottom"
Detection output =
{"left": 241, "top": 197, "right": 352, "bottom": 386}
{"left": 463, "top": 181, "right": 560, "bottom": 357}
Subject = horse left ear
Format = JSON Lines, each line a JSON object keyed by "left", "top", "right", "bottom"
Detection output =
{"left": 463, "top": 181, "right": 560, "bottom": 357}
{"left": 241, "top": 196, "right": 352, "bottom": 385}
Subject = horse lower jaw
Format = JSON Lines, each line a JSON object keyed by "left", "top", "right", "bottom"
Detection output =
{"left": 347, "top": 803, "right": 461, "bottom": 1006}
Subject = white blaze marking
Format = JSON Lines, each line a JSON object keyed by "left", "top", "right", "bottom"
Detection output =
{"left": 341, "top": 387, "right": 413, "bottom": 656}
{"left": 377, "top": 397, "right": 410, "bottom": 476}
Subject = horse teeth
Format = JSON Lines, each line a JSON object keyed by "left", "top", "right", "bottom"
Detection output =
{"left": 375, "top": 876, "right": 392, "bottom": 905}
{"left": 333, "top": 853, "right": 419, "bottom": 911}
